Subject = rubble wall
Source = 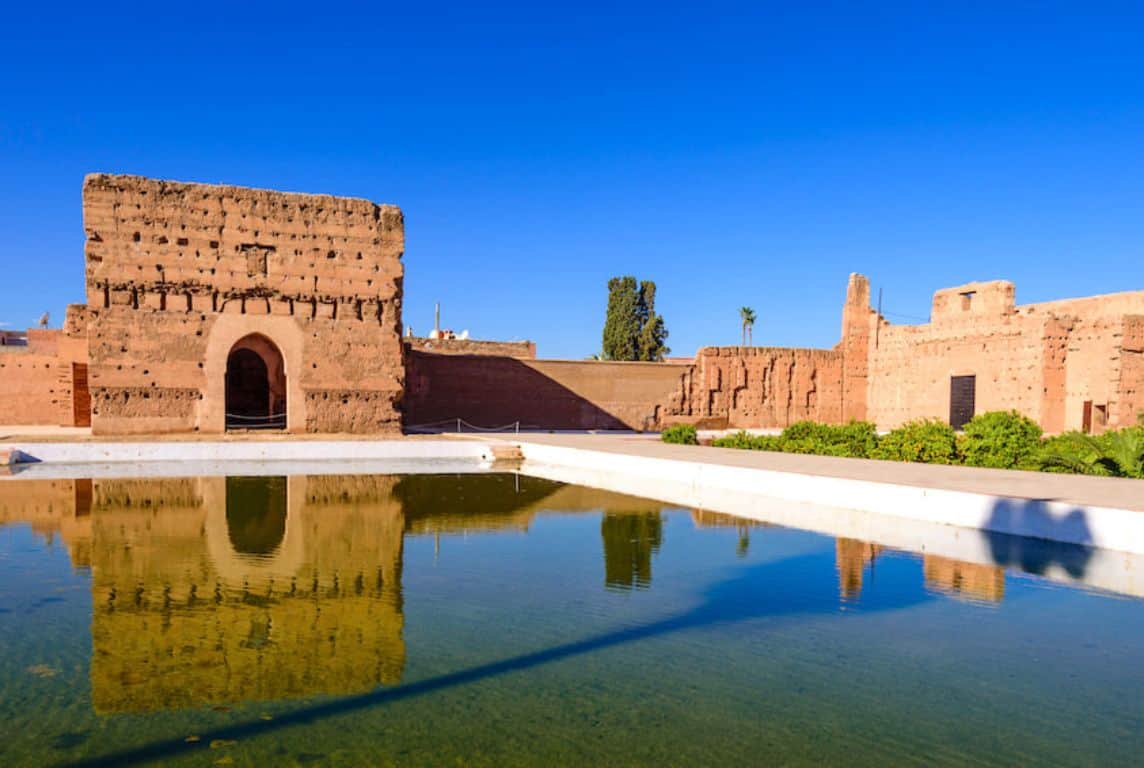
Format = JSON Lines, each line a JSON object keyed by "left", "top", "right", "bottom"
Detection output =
{"left": 82, "top": 174, "right": 405, "bottom": 434}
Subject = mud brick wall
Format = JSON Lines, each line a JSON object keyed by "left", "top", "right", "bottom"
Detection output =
{"left": 0, "top": 343, "right": 64, "bottom": 425}
{"left": 82, "top": 174, "right": 404, "bottom": 434}
{"left": 661, "top": 346, "right": 846, "bottom": 429}
{"left": 1116, "top": 315, "right": 1144, "bottom": 427}
{"left": 866, "top": 281, "right": 1144, "bottom": 432}
{"left": 404, "top": 351, "right": 691, "bottom": 430}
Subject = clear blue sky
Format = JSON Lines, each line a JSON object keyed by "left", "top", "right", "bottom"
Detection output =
{"left": 2, "top": 2, "right": 1142, "bottom": 358}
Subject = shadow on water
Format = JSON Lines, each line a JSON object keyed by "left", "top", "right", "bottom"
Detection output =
{"left": 982, "top": 499, "right": 1095, "bottom": 578}
{"left": 58, "top": 553, "right": 934, "bottom": 768}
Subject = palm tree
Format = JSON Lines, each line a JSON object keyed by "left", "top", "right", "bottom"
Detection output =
{"left": 1040, "top": 429, "right": 1144, "bottom": 478}
{"left": 739, "top": 307, "right": 756, "bottom": 347}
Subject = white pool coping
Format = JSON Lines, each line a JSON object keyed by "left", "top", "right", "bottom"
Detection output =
{"left": 5, "top": 435, "right": 1143, "bottom": 559}
{"left": 512, "top": 438, "right": 1144, "bottom": 556}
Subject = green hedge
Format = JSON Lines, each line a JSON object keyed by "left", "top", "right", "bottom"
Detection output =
{"left": 958, "top": 411, "right": 1043, "bottom": 469}
{"left": 690, "top": 411, "right": 1144, "bottom": 478}
{"left": 660, "top": 425, "right": 698, "bottom": 445}
{"left": 870, "top": 419, "right": 958, "bottom": 464}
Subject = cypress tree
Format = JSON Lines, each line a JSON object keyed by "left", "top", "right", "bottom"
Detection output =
{"left": 602, "top": 276, "right": 670, "bottom": 361}
{"left": 602, "top": 276, "right": 640, "bottom": 360}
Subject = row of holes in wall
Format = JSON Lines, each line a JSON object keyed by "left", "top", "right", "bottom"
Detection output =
{"left": 124, "top": 231, "right": 382, "bottom": 259}
{"left": 98, "top": 284, "right": 391, "bottom": 322}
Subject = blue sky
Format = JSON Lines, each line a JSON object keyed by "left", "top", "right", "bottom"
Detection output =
{"left": 2, "top": 2, "right": 1142, "bottom": 357}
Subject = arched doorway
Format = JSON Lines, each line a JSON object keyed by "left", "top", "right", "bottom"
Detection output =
{"left": 225, "top": 334, "right": 287, "bottom": 430}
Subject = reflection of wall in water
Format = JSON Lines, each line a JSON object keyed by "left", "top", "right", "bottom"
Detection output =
{"left": 835, "top": 538, "right": 884, "bottom": 599}
{"left": 82, "top": 475, "right": 406, "bottom": 712}
{"left": 923, "top": 555, "right": 1004, "bottom": 603}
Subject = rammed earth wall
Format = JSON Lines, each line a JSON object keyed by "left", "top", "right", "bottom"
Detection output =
{"left": 82, "top": 174, "right": 405, "bottom": 434}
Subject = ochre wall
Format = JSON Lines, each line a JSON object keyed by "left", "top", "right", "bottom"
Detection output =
{"left": 404, "top": 351, "right": 691, "bottom": 430}
{"left": 0, "top": 318, "right": 90, "bottom": 427}
{"left": 662, "top": 346, "right": 844, "bottom": 429}
{"left": 82, "top": 174, "right": 405, "bottom": 434}
{"left": 866, "top": 282, "right": 1144, "bottom": 432}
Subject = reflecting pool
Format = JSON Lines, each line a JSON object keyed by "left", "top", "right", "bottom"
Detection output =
{"left": 0, "top": 473, "right": 1141, "bottom": 766}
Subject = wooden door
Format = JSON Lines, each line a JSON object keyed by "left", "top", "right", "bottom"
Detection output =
{"left": 949, "top": 375, "right": 976, "bottom": 430}
{"left": 72, "top": 363, "right": 91, "bottom": 428}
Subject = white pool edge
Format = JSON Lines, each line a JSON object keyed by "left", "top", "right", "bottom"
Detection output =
{"left": 515, "top": 441, "right": 1144, "bottom": 555}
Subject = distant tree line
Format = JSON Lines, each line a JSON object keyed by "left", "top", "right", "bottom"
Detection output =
{"left": 601, "top": 276, "right": 669, "bottom": 361}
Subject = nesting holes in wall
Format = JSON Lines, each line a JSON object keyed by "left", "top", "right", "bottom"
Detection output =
{"left": 133, "top": 232, "right": 141, "bottom": 242}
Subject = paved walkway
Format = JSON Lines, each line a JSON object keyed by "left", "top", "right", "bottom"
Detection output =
{"left": 506, "top": 432, "right": 1144, "bottom": 513}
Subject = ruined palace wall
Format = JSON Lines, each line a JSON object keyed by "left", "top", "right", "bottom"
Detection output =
{"left": 866, "top": 316, "right": 1048, "bottom": 430}
{"left": 404, "top": 351, "right": 691, "bottom": 430}
{"left": 1116, "top": 316, "right": 1144, "bottom": 427}
{"left": 82, "top": 174, "right": 404, "bottom": 434}
{"left": 664, "top": 346, "right": 845, "bottom": 429}
{"left": 0, "top": 344, "right": 63, "bottom": 425}
{"left": 866, "top": 282, "right": 1144, "bottom": 431}
{"left": 0, "top": 324, "right": 90, "bottom": 426}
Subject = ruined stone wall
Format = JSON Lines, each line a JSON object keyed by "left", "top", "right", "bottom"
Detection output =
{"left": 0, "top": 340, "right": 63, "bottom": 425}
{"left": 865, "top": 281, "right": 1144, "bottom": 432}
{"left": 404, "top": 337, "right": 536, "bottom": 358}
{"left": 662, "top": 346, "right": 845, "bottom": 429}
{"left": 1116, "top": 315, "right": 1144, "bottom": 427}
{"left": 82, "top": 174, "right": 404, "bottom": 434}
{"left": 404, "top": 351, "right": 691, "bottom": 430}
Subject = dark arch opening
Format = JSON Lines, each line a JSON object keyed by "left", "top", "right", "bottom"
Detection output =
{"left": 225, "top": 334, "right": 286, "bottom": 430}
{"left": 225, "top": 476, "right": 288, "bottom": 556}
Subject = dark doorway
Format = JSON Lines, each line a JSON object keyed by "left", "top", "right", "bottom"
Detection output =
{"left": 225, "top": 335, "right": 286, "bottom": 430}
{"left": 1082, "top": 400, "right": 1093, "bottom": 434}
{"left": 225, "top": 476, "right": 288, "bottom": 556}
{"left": 949, "top": 375, "right": 976, "bottom": 430}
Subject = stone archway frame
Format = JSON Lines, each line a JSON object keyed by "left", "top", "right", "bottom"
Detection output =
{"left": 201, "top": 476, "right": 307, "bottom": 587}
{"left": 202, "top": 315, "right": 307, "bottom": 434}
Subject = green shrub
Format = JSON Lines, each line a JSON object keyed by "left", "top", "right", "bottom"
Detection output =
{"left": 1039, "top": 428, "right": 1144, "bottom": 478}
{"left": 779, "top": 420, "right": 878, "bottom": 458}
{"left": 711, "top": 431, "right": 783, "bottom": 451}
{"left": 959, "top": 411, "right": 1043, "bottom": 469}
{"left": 660, "top": 425, "right": 698, "bottom": 445}
{"left": 711, "top": 431, "right": 756, "bottom": 450}
{"left": 870, "top": 419, "right": 958, "bottom": 464}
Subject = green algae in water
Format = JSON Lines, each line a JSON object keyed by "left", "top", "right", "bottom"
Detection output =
{"left": 0, "top": 473, "right": 1141, "bottom": 767}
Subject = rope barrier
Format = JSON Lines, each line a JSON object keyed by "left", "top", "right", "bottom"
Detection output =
{"left": 405, "top": 418, "right": 522, "bottom": 434}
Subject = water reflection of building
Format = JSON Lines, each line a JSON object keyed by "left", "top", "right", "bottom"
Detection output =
{"left": 1, "top": 475, "right": 406, "bottom": 712}
{"left": 833, "top": 537, "right": 1005, "bottom": 604}
{"left": 88, "top": 475, "right": 407, "bottom": 712}
{"left": 835, "top": 538, "right": 884, "bottom": 599}
{"left": 690, "top": 510, "right": 771, "bottom": 557}
{"left": 0, "top": 473, "right": 677, "bottom": 712}
{"left": 923, "top": 555, "right": 1005, "bottom": 603}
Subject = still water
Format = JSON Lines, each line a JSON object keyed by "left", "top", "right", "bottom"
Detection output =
{"left": 0, "top": 472, "right": 1141, "bottom": 766}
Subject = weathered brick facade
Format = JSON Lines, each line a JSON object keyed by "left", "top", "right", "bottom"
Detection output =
{"left": 81, "top": 174, "right": 405, "bottom": 434}
{"left": 2, "top": 174, "right": 1142, "bottom": 435}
